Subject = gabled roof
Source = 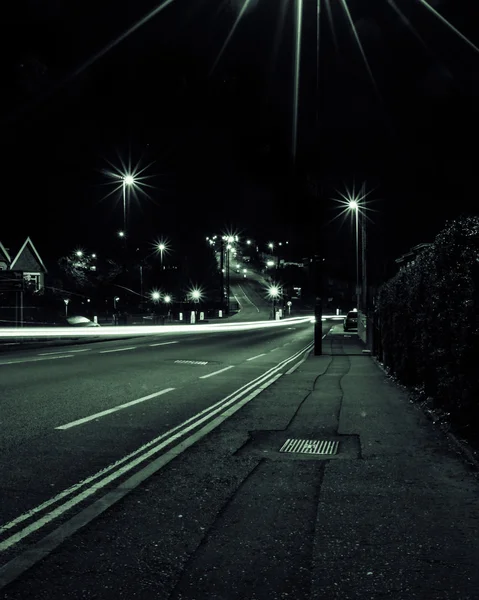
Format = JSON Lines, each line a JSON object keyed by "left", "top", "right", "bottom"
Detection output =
{"left": 9, "top": 236, "right": 48, "bottom": 273}
{"left": 0, "top": 241, "right": 11, "bottom": 265}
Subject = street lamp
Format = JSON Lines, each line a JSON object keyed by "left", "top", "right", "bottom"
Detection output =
{"left": 157, "top": 242, "right": 166, "bottom": 267}
{"left": 164, "top": 294, "right": 172, "bottom": 321}
{"left": 122, "top": 174, "right": 135, "bottom": 232}
{"left": 154, "top": 239, "right": 170, "bottom": 268}
{"left": 188, "top": 288, "right": 203, "bottom": 322}
{"left": 268, "top": 284, "right": 281, "bottom": 320}
{"left": 348, "top": 199, "right": 360, "bottom": 311}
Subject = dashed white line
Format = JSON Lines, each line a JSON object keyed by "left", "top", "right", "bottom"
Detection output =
{"left": 56, "top": 387, "right": 176, "bottom": 430}
{"left": 247, "top": 353, "right": 266, "bottom": 361}
{"left": 67, "top": 348, "right": 91, "bottom": 353}
{"left": 199, "top": 365, "right": 234, "bottom": 379}
{"left": 270, "top": 347, "right": 279, "bottom": 352}
{"left": 99, "top": 347, "right": 136, "bottom": 354}
{"left": 149, "top": 341, "right": 179, "bottom": 347}
{"left": 38, "top": 350, "right": 91, "bottom": 356}
{"left": 38, "top": 351, "right": 72, "bottom": 356}
{"left": 0, "top": 355, "right": 75, "bottom": 366}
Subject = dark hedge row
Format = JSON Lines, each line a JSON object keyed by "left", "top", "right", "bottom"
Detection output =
{"left": 376, "top": 215, "right": 479, "bottom": 430}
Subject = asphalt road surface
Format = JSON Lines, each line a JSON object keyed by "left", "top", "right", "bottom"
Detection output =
{"left": 0, "top": 316, "right": 329, "bottom": 589}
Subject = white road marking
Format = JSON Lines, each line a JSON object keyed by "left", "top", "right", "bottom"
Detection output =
{"left": 149, "top": 341, "right": 178, "bottom": 347}
{"left": 247, "top": 353, "right": 266, "bottom": 361}
{"left": 38, "top": 350, "right": 81, "bottom": 356}
{"left": 0, "top": 355, "right": 75, "bottom": 366}
{"left": 237, "top": 284, "right": 260, "bottom": 312}
{"left": 270, "top": 347, "right": 279, "bottom": 352}
{"left": 55, "top": 388, "right": 175, "bottom": 430}
{"left": 199, "top": 365, "right": 234, "bottom": 379}
{"left": 99, "top": 346, "right": 136, "bottom": 354}
{"left": 67, "top": 348, "right": 91, "bottom": 353}
{"left": 38, "top": 350, "right": 76, "bottom": 356}
{"left": 0, "top": 343, "right": 313, "bottom": 570}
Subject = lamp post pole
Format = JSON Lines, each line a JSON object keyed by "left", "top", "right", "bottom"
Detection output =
{"left": 220, "top": 238, "right": 224, "bottom": 308}
{"left": 226, "top": 248, "right": 231, "bottom": 314}
{"left": 361, "top": 183, "right": 367, "bottom": 313}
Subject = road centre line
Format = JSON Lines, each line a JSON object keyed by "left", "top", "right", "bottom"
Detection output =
{"left": 66, "top": 348, "right": 91, "bottom": 353}
{"left": 247, "top": 353, "right": 266, "bottom": 361}
{"left": 0, "top": 374, "right": 283, "bottom": 587}
{"left": 0, "top": 343, "right": 313, "bottom": 561}
{"left": 149, "top": 341, "right": 179, "bottom": 347}
{"left": 38, "top": 350, "right": 81, "bottom": 356}
{"left": 0, "top": 355, "right": 75, "bottom": 366}
{"left": 56, "top": 388, "right": 175, "bottom": 430}
{"left": 199, "top": 365, "right": 234, "bottom": 379}
{"left": 270, "top": 347, "right": 279, "bottom": 352}
{"left": 237, "top": 284, "right": 260, "bottom": 312}
{"left": 99, "top": 347, "right": 136, "bottom": 354}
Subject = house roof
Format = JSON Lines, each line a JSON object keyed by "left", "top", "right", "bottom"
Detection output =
{"left": 0, "top": 241, "right": 11, "bottom": 264}
{"left": 9, "top": 236, "right": 48, "bottom": 273}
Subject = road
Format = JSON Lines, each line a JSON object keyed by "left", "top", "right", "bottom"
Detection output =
{"left": 229, "top": 266, "right": 273, "bottom": 321}
{"left": 0, "top": 317, "right": 328, "bottom": 588}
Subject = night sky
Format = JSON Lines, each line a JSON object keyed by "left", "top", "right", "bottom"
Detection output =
{"left": 2, "top": 0, "right": 479, "bottom": 276}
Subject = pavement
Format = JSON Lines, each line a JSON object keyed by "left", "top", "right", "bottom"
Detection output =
{"left": 1, "top": 324, "right": 478, "bottom": 599}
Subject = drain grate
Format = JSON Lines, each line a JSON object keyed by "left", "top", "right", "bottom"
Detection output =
{"left": 174, "top": 360, "right": 208, "bottom": 365}
{"left": 279, "top": 438, "right": 339, "bottom": 455}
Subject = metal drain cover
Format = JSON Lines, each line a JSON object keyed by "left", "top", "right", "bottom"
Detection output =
{"left": 174, "top": 360, "right": 208, "bottom": 365}
{"left": 279, "top": 438, "right": 339, "bottom": 455}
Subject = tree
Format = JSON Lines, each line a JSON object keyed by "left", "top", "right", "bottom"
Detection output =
{"left": 58, "top": 251, "right": 122, "bottom": 294}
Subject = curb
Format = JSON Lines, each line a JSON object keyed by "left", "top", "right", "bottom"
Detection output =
{"left": 372, "top": 356, "right": 479, "bottom": 474}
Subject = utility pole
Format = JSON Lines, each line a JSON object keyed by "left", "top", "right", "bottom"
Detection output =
{"left": 313, "top": 181, "right": 324, "bottom": 355}
{"left": 361, "top": 183, "right": 367, "bottom": 313}
{"left": 313, "top": 252, "right": 323, "bottom": 355}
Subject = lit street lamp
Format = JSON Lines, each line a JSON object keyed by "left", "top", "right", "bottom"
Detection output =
{"left": 267, "top": 284, "right": 281, "bottom": 320}
{"left": 122, "top": 174, "right": 135, "bottom": 232}
{"left": 348, "top": 198, "right": 360, "bottom": 311}
{"left": 334, "top": 182, "right": 372, "bottom": 316}
{"left": 188, "top": 288, "right": 203, "bottom": 322}
{"left": 157, "top": 242, "right": 166, "bottom": 267}
{"left": 164, "top": 294, "right": 172, "bottom": 321}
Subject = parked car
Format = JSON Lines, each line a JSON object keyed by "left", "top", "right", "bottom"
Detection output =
{"left": 343, "top": 310, "right": 358, "bottom": 331}
{"left": 66, "top": 316, "right": 101, "bottom": 327}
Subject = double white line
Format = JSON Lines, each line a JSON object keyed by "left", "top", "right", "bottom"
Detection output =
{"left": 0, "top": 341, "right": 313, "bottom": 586}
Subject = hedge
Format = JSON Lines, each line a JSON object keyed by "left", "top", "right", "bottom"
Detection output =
{"left": 376, "top": 215, "right": 479, "bottom": 430}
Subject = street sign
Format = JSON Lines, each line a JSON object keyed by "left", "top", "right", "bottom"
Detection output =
{"left": 0, "top": 271, "right": 24, "bottom": 292}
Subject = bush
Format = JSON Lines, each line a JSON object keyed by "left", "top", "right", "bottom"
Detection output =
{"left": 376, "top": 215, "right": 479, "bottom": 430}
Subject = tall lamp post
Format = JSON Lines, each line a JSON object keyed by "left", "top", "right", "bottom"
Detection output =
{"left": 226, "top": 236, "right": 235, "bottom": 314}
{"left": 164, "top": 294, "right": 172, "bottom": 321}
{"left": 348, "top": 199, "right": 360, "bottom": 311}
{"left": 157, "top": 243, "right": 166, "bottom": 268}
{"left": 268, "top": 285, "right": 281, "bottom": 320}
{"left": 122, "top": 175, "right": 135, "bottom": 232}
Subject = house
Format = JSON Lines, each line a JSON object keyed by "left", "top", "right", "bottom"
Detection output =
{"left": 0, "top": 237, "right": 48, "bottom": 291}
